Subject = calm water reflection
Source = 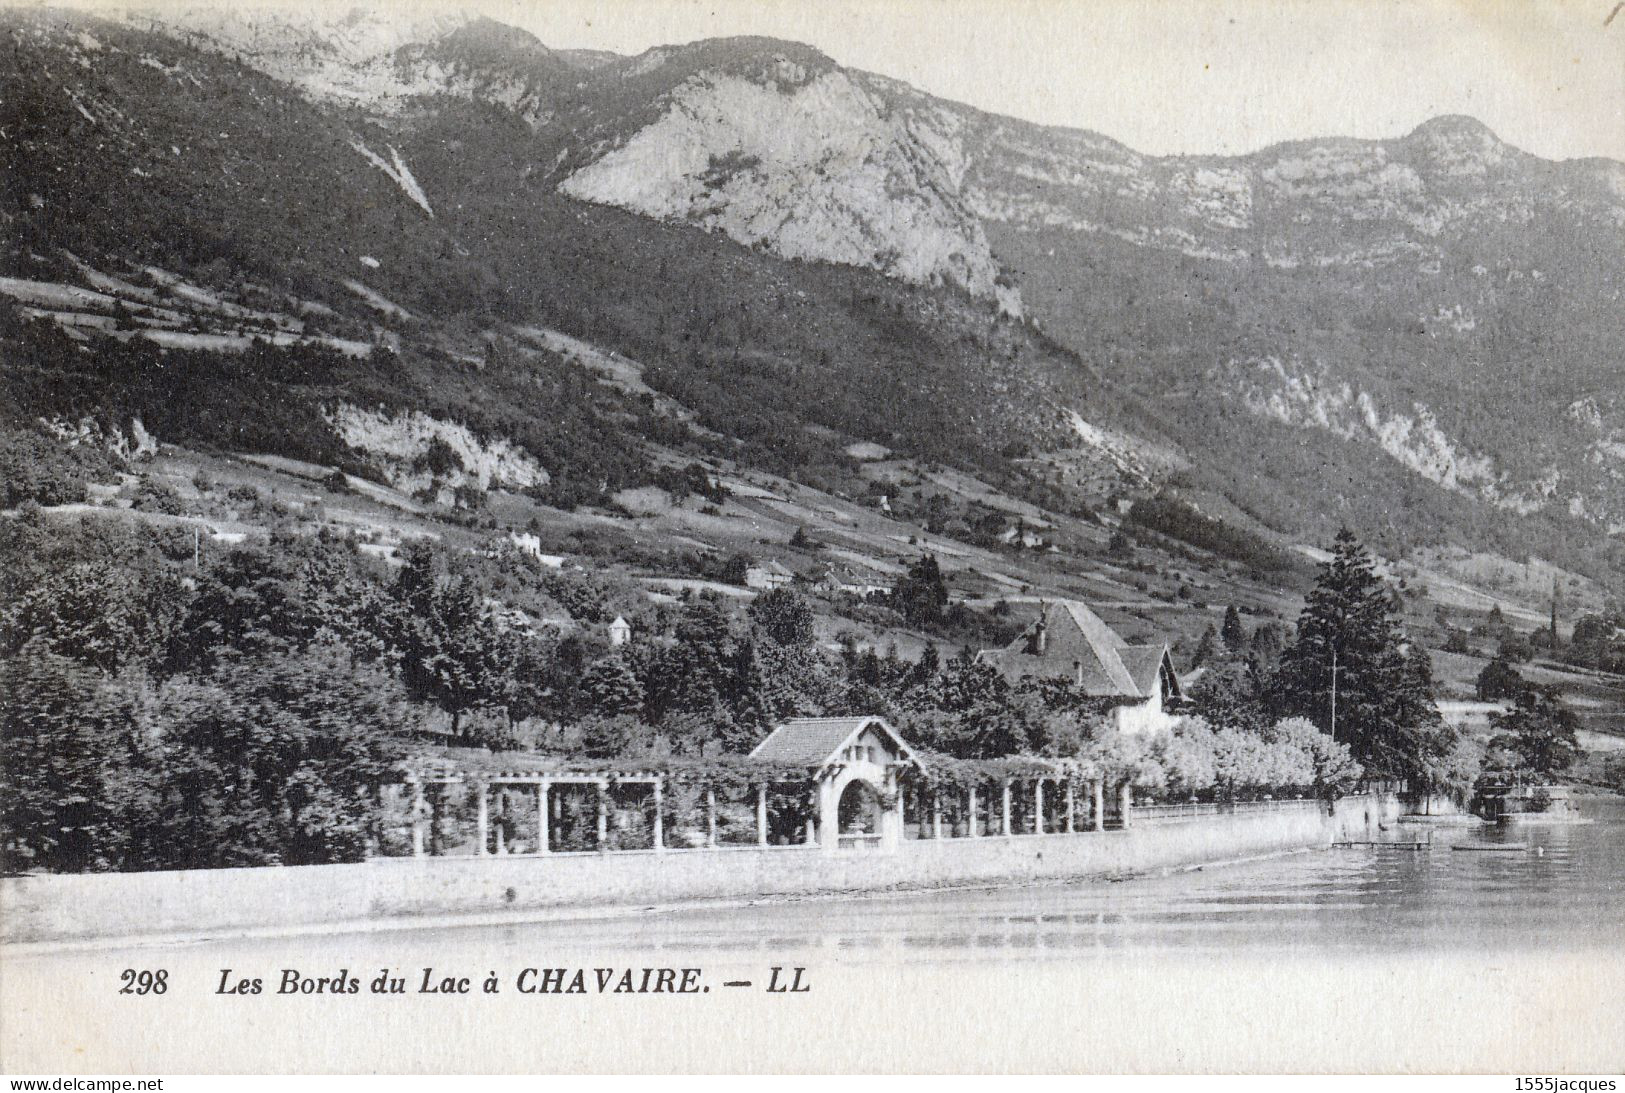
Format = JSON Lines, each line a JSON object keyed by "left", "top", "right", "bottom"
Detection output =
{"left": 452, "top": 795, "right": 1624, "bottom": 963}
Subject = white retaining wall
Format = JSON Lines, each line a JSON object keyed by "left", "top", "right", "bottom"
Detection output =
{"left": 0, "top": 795, "right": 1402, "bottom": 946}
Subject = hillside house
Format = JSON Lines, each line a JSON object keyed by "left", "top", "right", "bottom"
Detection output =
{"left": 608, "top": 616, "right": 632, "bottom": 647}
{"left": 495, "top": 531, "right": 565, "bottom": 568}
{"left": 817, "top": 564, "right": 893, "bottom": 597}
{"left": 744, "top": 560, "right": 796, "bottom": 590}
{"left": 976, "top": 599, "right": 1183, "bottom": 734}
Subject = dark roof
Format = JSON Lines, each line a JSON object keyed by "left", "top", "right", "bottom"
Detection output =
{"left": 749, "top": 716, "right": 923, "bottom": 769}
{"left": 977, "top": 599, "right": 1178, "bottom": 699}
{"left": 1119, "top": 644, "right": 1177, "bottom": 698}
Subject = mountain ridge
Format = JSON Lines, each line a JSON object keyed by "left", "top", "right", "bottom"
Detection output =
{"left": 3, "top": 6, "right": 1621, "bottom": 583}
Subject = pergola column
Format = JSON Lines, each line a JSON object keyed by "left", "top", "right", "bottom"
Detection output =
{"left": 1065, "top": 781, "right": 1076, "bottom": 834}
{"left": 931, "top": 791, "right": 943, "bottom": 840}
{"left": 805, "top": 784, "right": 819, "bottom": 846}
{"left": 967, "top": 785, "right": 979, "bottom": 837}
{"left": 535, "top": 781, "right": 550, "bottom": 854}
{"left": 1001, "top": 779, "right": 1013, "bottom": 837}
{"left": 1033, "top": 779, "right": 1045, "bottom": 835}
{"left": 476, "top": 781, "right": 490, "bottom": 856}
{"left": 653, "top": 778, "right": 665, "bottom": 852}
{"left": 706, "top": 787, "right": 718, "bottom": 849}
{"left": 1093, "top": 778, "right": 1105, "bottom": 832}
{"left": 756, "top": 783, "right": 769, "bottom": 846}
{"left": 410, "top": 781, "right": 425, "bottom": 858}
{"left": 1119, "top": 782, "right": 1134, "bottom": 829}
{"left": 595, "top": 779, "right": 609, "bottom": 850}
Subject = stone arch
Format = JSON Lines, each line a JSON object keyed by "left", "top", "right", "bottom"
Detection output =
{"left": 837, "top": 777, "right": 883, "bottom": 837}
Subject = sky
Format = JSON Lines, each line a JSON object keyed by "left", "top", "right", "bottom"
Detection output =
{"left": 94, "top": 0, "right": 1625, "bottom": 161}
{"left": 475, "top": 0, "right": 1625, "bottom": 161}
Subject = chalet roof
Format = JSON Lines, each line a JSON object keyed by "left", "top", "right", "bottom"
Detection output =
{"left": 822, "top": 563, "right": 891, "bottom": 585}
{"left": 977, "top": 599, "right": 1178, "bottom": 700}
{"left": 1119, "top": 644, "right": 1180, "bottom": 700}
{"left": 749, "top": 715, "right": 923, "bottom": 769}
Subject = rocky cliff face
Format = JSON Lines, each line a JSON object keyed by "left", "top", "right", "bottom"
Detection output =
{"left": 557, "top": 52, "right": 1014, "bottom": 309}
{"left": 960, "top": 109, "right": 1625, "bottom": 535}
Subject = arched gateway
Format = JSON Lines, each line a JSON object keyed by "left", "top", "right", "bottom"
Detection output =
{"left": 749, "top": 716, "right": 925, "bottom": 851}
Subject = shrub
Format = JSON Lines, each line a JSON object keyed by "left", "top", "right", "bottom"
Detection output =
{"left": 0, "top": 429, "right": 100, "bottom": 507}
{"left": 132, "top": 477, "right": 186, "bottom": 515}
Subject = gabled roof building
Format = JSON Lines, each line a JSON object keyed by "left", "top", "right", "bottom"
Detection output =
{"left": 976, "top": 599, "right": 1184, "bottom": 734}
{"left": 751, "top": 716, "right": 926, "bottom": 849}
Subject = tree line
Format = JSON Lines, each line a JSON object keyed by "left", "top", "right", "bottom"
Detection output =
{"left": 2, "top": 518, "right": 1554, "bottom": 873}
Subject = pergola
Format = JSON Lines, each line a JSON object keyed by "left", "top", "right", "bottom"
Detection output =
{"left": 392, "top": 716, "right": 1136, "bottom": 858}
{"left": 400, "top": 762, "right": 816, "bottom": 857}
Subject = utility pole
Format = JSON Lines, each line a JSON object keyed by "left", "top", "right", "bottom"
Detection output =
{"left": 1550, "top": 577, "right": 1560, "bottom": 648}
{"left": 1329, "top": 645, "right": 1340, "bottom": 742}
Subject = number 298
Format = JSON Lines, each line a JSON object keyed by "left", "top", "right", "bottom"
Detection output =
{"left": 119, "top": 969, "right": 168, "bottom": 995}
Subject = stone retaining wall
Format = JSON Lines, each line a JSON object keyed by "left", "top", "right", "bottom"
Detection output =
{"left": 0, "top": 794, "right": 1402, "bottom": 946}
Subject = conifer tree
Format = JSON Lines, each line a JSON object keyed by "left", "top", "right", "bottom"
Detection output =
{"left": 1269, "top": 529, "right": 1454, "bottom": 783}
{"left": 892, "top": 554, "right": 949, "bottom": 628}
{"left": 580, "top": 654, "right": 645, "bottom": 718}
{"left": 1191, "top": 625, "right": 1218, "bottom": 668}
{"left": 1487, "top": 688, "right": 1580, "bottom": 777}
{"left": 1220, "top": 604, "right": 1246, "bottom": 652}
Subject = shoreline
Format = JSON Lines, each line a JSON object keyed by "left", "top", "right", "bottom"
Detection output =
{"left": 0, "top": 844, "right": 1329, "bottom": 958}
{"left": 0, "top": 796, "right": 1403, "bottom": 952}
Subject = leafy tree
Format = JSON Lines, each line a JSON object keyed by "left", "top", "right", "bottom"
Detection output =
{"left": 503, "top": 634, "right": 558, "bottom": 726}
{"left": 1475, "top": 655, "right": 1528, "bottom": 701}
{"left": 6, "top": 561, "right": 187, "bottom": 675}
{"left": 0, "top": 428, "right": 106, "bottom": 507}
{"left": 1566, "top": 612, "right": 1624, "bottom": 671}
{"left": 0, "top": 646, "right": 146, "bottom": 872}
{"left": 175, "top": 546, "right": 312, "bottom": 669}
{"left": 907, "top": 642, "right": 941, "bottom": 693}
{"left": 293, "top": 537, "right": 390, "bottom": 665}
{"left": 388, "top": 543, "right": 510, "bottom": 737}
{"left": 414, "top": 435, "right": 463, "bottom": 480}
{"left": 1487, "top": 688, "right": 1581, "bottom": 778}
{"left": 1265, "top": 717, "right": 1363, "bottom": 793}
{"left": 734, "top": 638, "right": 843, "bottom": 730}
{"left": 577, "top": 714, "right": 653, "bottom": 759}
{"left": 1269, "top": 529, "right": 1451, "bottom": 783}
{"left": 1188, "top": 658, "right": 1268, "bottom": 734}
{"left": 748, "top": 588, "right": 815, "bottom": 648}
{"left": 910, "top": 655, "right": 1039, "bottom": 758}
{"left": 720, "top": 552, "right": 754, "bottom": 587}
{"left": 1413, "top": 735, "right": 1485, "bottom": 809}
{"left": 136, "top": 648, "right": 409, "bottom": 868}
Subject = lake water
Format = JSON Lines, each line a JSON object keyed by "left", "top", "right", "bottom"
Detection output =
{"left": 7, "top": 795, "right": 1622, "bottom": 1072}
{"left": 380, "top": 793, "right": 1623, "bottom": 963}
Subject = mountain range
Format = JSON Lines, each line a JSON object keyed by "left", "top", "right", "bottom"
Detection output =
{"left": 4, "top": 5, "right": 1622, "bottom": 581}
